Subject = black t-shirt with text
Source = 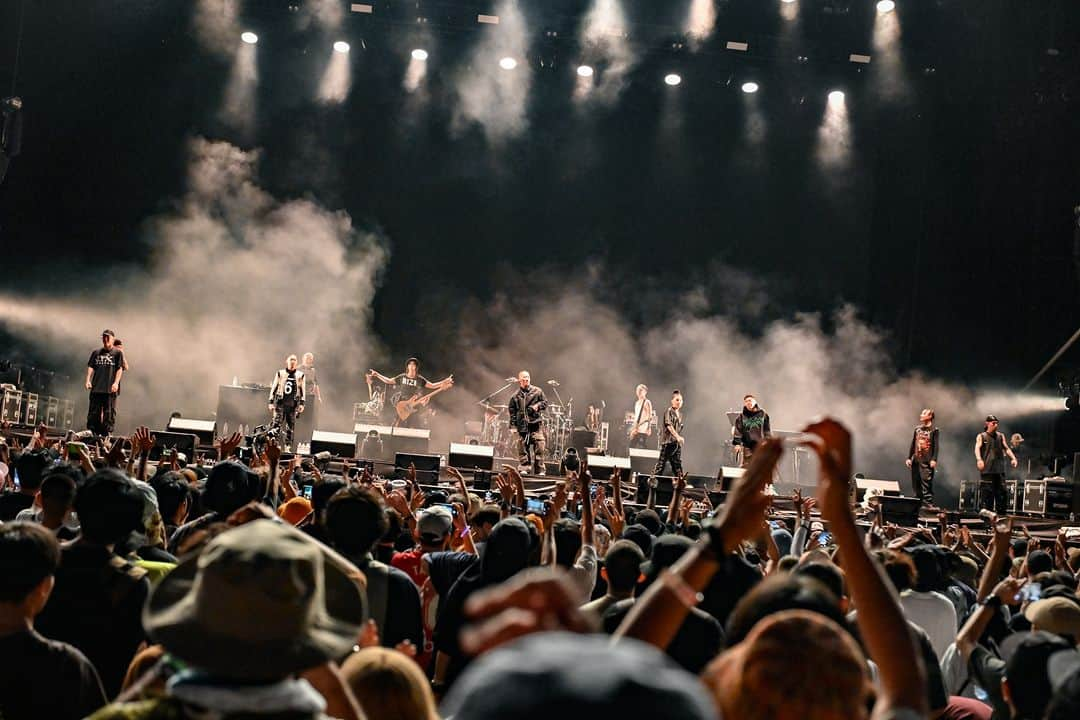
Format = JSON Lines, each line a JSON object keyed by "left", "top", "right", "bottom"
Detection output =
{"left": 281, "top": 368, "right": 299, "bottom": 402}
{"left": 392, "top": 373, "right": 429, "bottom": 402}
{"left": 87, "top": 348, "right": 125, "bottom": 394}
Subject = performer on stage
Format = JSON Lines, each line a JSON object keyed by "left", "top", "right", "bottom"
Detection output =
{"left": 732, "top": 394, "right": 771, "bottom": 468}
{"left": 974, "top": 414, "right": 1018, "bottom": 513}
{"left": 268, "top": 354, "right": 305, "bottom": 449}
{"left": 654, "top": 390, "right": 685, "bottom": 477}
{"left": 508, "top": 370, "right": 547, "bottom": 475}
{"left": 905, "top": 408, "right": 939, "bottom": 506}
{"left": 628, "top": 384, "right": 655, "bottom": 449}
{"left": 367, "top": 357, "right": 453, "bottom": 428}
{"left": 85, "top": 329, "right": 125, "bottom": 438}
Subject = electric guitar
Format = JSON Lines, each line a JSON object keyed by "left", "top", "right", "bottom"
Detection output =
{"left": 394, "top": 381, "right": 454, "bottom": 422}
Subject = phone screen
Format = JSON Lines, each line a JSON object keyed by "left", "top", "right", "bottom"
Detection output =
{"left": 817, "top": 531, "right": 833, "bottom": 546}
{"left": 434, "top": 502, "right": 457, "bottom": 517}
{"left": 302, "top": 485, "right": 313, "bottom": 500}
{"left": 525, "top": 497, "right": 546, "bottom": 514}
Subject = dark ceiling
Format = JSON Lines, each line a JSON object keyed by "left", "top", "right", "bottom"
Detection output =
{"left": 1, "top": 0, "right": 1078, "bottom": 387}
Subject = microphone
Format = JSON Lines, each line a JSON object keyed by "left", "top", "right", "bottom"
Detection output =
{"left": 547, "top": 380, "right": 560, "bottom": 386}
{"left": 504, "top": 377, "right": 517, "bottom": 383}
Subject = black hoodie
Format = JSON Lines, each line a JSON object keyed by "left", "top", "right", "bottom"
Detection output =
{"left": 733, "top": 407, "right": 771, "bottom": 451}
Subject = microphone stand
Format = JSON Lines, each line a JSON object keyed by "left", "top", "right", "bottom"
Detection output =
{"left": 478, "top": 380, "right": 516, "bottom": 406}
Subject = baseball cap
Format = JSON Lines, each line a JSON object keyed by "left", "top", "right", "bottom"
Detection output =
{"left": 985, "top": 414, "right": 999, "bottom": 423}
{"left": 442, "top": 632, "right": 715, "bottom": 720}
{"left": 1026, "top": 597, "right": 1080, "bottom": 642}
{"left": 417, "top": 506, "right": 453, "bottom": 543}
{"left": 102, "top": 329, "right": 115, "bottom": 337}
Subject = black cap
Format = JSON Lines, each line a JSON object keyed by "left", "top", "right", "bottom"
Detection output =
{"left": 102, "top": 329, "right": 115, "bottom": 337}
{"left": 1002, "top": 631, "right": 1073, "bottom": 720}
{"left": 641, "top": 534, "right": 694, "bottom": 578}
{"left": 405, "top": 357, "right": 419, "bottom": 366}
{"left": 985, "top": 414, "right": 999, "bottom": 423}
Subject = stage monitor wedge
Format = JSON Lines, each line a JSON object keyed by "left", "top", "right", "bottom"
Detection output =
{"left": 395, "top": 452, "right": 440, "bottom": 482}
{"left": 311, "top": 430, "right": 357, "bottom": 458}
{"left": 629, "top": 448, "right": 660, "bottom": 475}
{"left": 584, "top": 454, "right": 630, "bottom": 480}
{"left": 166, "top": 417, "right": 216, "bottom": 445}
{"left": 449, "top": 442, "right": 494, "bottom": 471}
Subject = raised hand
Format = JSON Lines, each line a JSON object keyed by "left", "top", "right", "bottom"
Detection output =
{"left": 709, "top": 439, "right": 783, "bottom": 554}
{"left": 494, "top": 473, "right": 515, "bottom": 504}
{"left": 217, "top": 431, "right": 243, "bottom": 461}
{"left": 265, "top": 437, "right": 282, "bottom": 466}
{"left": 603, "top": 499, "right": 625, "bottom": 537}
{"left": 105, "top": 437, "right": 127, "bottom": 468}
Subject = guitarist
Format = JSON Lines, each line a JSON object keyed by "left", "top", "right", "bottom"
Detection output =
{"left": 628, "top": 383, "right": 655, "bottom": 449}
{"left": 367, "top": 357, "right": 453, "bottom": 428}
{"left": 508, "top": 370, "right": 548, "bottom": 475}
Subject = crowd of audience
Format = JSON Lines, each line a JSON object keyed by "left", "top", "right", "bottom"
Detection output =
{"left": 2, "top": 417, "right": 1080, "bottom": 720}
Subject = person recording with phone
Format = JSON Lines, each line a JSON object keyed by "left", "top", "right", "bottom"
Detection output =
{"left": 268, "top": 354, "right": 305, "bottom": 450}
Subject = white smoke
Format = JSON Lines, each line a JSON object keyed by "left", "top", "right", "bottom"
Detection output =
{"left": 0, "top": 137, "right": 387, "bottom": 431}
{"left": 451, "top": 0, "right": 532, "bottom": 141}
{"left": 192, "top": 0, "right": 241, "bottom": 59}
{"left": 576, "top": 0, "right": 639, "bottom": 106}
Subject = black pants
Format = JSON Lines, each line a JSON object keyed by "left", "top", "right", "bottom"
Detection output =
{"left": 274, "top": 400, "right": 300, "bottom": 445}
{"left": 517, "top": 428, "right": 547, "bottom": 474}
{"left": 911, "top": 461, "right": 935, "bottom": 505}
{"left": 630, "top": 433, "right": 652, "bottom": 450}
{"left": 979, "top": 473, "right": 1008, "bottom": 513}
{"left": 655, "top": 441, "right": 683, "bottom": 476}
{"left": 87, "top": 392, "right": 116, "bottom": 436}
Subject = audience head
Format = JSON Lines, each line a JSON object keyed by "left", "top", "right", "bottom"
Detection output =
{"left": 14, "top": 449, "right": 49, "bottom": 492}
{"left": 470, "top": 505, "right": 501, "bottom": 541}
{"left": 310, "top": 479, "right": 346, "bottom": 526}
{"left": 144, "top": 520, "right": 364, "bottom": 682}
{"left": 552, "top": 518, "right": 583, "bottom": 568}
{"left": 0, "top": 521, "right": 60, "bottom": 616}
{"left": 1002, "top": 632, "right": 1074, "bottom": 720}
{"left": 151, "top": 472, "right": 191, "bottom": 526}
{"left": 324, "top": 486, "right": 387, "bottom": 557}
{"left": 201, "top": 461, "right": 260, "bottom": 516}
{"left": 603, "top": 540, "right": 646, "bottom": 595}
{"left": 594, "top": 523, "right": 612, "bottom": 556}
{"left": 341, "top": 647, "right": 439, "bottom": 720}
{"left": 793, "top": 561, "right": 848, "bottom": 612}
{"left": 1025, "top": 597, "right": 1080, "bottom": 644}
{"left": 480, "top": 518, "right": 532, "bottom": 584}
{"left": 443, "top": 633, "right": 715, "bottom": 720}
{"left": 1027, "top": 549, "right": 1054, "bottom": 577}
{"left": 634, "top": 509, "right": 663, "bottom": 537}
{"left": 416, "top": 505, "right": 453, "bottom": 550}
{"left": 277, "top": 497, "right": 313, "bottom": 527}
{"left": 621, "top": 524, "right": 653, "bottom": 558}
{"left": 705, "top": 610, "right": 871, "bottom": 720}
{"left": 74, "top": 468, "right": 145, "bottom": 547}
{"left": 725, "top": 573, "right": 852, "bottom": 647}
{"left": 38, "top": 471, "right": 77, "bottom": 521}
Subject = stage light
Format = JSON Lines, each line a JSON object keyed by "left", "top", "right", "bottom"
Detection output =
{"left": 828, "top": 90, "right": 845, "bottom": 104}
{"left": 241, "top": 31, "right": 258, "bottom": 45}
{"left": 577, "top": 65, "right": 594, "bottom": 77}
{"left": 333, "top": 41, "right": 350, "bottom": 53}
{"left": 741, "top": 82, "right": 759, "bottom": 94}
{"left": 499, "top": 56, "right": 517, "bottom": 70}
{"left": 411, "top": 48, "right": 429, "bottom": 61}
{"left": 876, "top": 0, "right": 895, "bottom": 13}
{"left": 781, "top": 0, "right": 796, "bottom": 3}
{"left": 664, "top": 73, "right": 682, "bottom": 86}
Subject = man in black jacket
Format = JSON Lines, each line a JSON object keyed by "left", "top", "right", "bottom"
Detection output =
{"left": 508, "top": 371, "right": 547, "bottom": 475}
{"left": 905, "top": 408, "right": 940, "bottom": 506}
{"left": 732, "top": 394, "right": 771, "bottom": 469}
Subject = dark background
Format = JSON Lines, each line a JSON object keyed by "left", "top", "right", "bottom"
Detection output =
{"left": 1, "top": 0, "right": 1078, "bottom": 428}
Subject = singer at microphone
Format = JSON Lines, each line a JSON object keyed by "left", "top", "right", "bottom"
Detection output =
{"left": 508, "top": 370, "right": 548, "bottom": 475}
